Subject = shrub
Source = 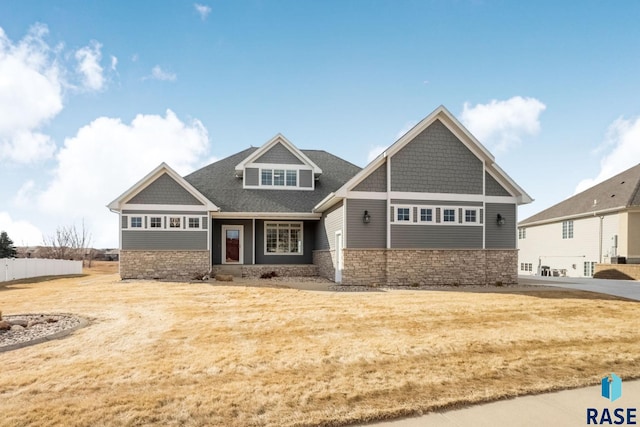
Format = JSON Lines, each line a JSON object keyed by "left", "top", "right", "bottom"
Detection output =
{"left": 260, "top": 271, "right": 280, "bottom": 279}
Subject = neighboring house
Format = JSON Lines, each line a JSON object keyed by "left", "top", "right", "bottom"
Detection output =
{"left": 108, "top": 105, "right": 531, "bottom": 285}
{"left": 518, "top": 163, "right": 640, "bottom": 278}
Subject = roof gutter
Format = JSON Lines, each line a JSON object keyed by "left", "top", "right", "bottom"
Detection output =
{"left": 518, "top": 205, "right": 626, "bottom": 227}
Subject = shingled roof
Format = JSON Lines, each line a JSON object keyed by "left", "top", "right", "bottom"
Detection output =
{"left": 184, "top": 148, "right": 361, "bottom": 213}
{"left": 519, "top": 163, "right": 640, "bottom": 226}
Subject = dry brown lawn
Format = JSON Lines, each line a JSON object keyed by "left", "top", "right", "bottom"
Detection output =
{"left": 1, "top": 262, "right": 640, "bottom": 427}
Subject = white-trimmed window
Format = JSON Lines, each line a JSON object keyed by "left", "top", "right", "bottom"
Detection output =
{"left": 419, "top": 208, "right": 434, "bottom": 223}
{"left": 126, "top": 215, "right": 204, "bottom": 231}
{"left": 261, "top": 168, "right": 298, "bottom": 187}
{"left": 518, "top": 227, "right": 526, "bottom": 239}
{"left": 273, "top": 169, "right": 285, "bottom": 186}
{"left": 464, "top": 209, "right": 478, "bottom": 224}
{"left": 396, "top": 207, "right": 411, "bottom": 222}
{"left": 286, "top": 170, "right": 297, "bottom": 186}
{"left": 169, "top": 217, "right": 181, "bottom": 228}
{"left": 131, "top": 217, "right": 142, "bottom": 228}
{"left": 443, "top": 208, "right": 456, "bottom": 223}
{"left": 265, "top": 222, "right": 303, "bottom": 254}
{"left": 150, "top": 217, "right": 162, "bottom": 228}
{"left": 562, "top": 221, "right": 574, "bottom": 239}
{"left": 261, "top": 169, "right": 273, "bottom": 186}
{"left": 583, "top": 261, "right": 596, "bottom": 277}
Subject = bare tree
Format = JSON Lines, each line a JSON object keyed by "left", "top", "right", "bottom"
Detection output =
{"left": 42, "top": 220, "right": 92, "bottom": 262}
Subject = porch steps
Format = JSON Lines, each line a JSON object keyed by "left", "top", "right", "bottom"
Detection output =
{"left": 215, "top": 265, "right": 243, "bottom": 277}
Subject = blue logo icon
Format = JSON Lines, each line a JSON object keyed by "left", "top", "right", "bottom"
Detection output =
{"left": 601, "top": 373, "right": 622, "bottom": 402}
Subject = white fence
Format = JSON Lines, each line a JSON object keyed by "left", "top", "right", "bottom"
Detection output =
{"left": 1, "top": 258, "right": 83, "bottom": 282}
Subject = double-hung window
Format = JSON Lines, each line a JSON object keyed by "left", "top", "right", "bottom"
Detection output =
{"left": 169, "top": 217, "right": 181, "bottom": 228}
{"left": 150, "top": 217, "right": 162, "bottom": 228}
{"left": 265, "top": 222, "right": 303, "bottom": 254}
{"left": 188, "top": 217, "right": 200, "bottom": 229}
{"left": 131, "top": 217, "right": 142, "bottom": 228}
{"left": 261, "top": 170, "right": 273, "bottom": 186}
{"left": 562, "top": 221, "right": 574, "bottom": 239}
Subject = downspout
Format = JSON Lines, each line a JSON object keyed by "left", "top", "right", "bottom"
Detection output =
{"left": 599, "top": 215, "right": 604, "bottom": 263}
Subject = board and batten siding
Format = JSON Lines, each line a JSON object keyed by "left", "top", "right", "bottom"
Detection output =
{"left": 485, "top": 203, "right": 516, "bottom": 248}
{"left": 122, "top": 230, "right": 207, "bottom": 250}
{"left": 346, "top": 199, "right": 386, "bottom": 248}
{"left": 391, "top": 225, "right": 483, "bottom": 248}
{"left": 390, "top": 119, "right": 483, "bottom": 194}
{"left": 353, "top": 162, "right": 386, "bottom": 192}
{"left": 127, "top": 173, "right": 204, "bottom": 205}
{"left": 315, "top": 201, "right": 343, "bottom": 250}
{"left": 254, "top": 142, "right": 304, "bottom": 164}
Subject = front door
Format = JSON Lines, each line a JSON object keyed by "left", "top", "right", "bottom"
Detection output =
{"left": 222, "top": 225, "right": 243, "bottom": 264}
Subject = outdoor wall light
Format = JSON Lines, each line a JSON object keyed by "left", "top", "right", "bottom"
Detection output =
{"left": 496, "top": 213, "right": 505, "bottom": 226}
{"left": 363, "top": 210, "right": 371, "bottom": 224}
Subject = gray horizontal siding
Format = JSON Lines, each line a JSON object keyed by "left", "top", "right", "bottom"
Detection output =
{"left": 316, "top": 201, "right": 343, "bottom": 250}
{"left": 122, "top": 230, "right": 207, "bottom": 250}
{"left": 391, "top": 200, "right": 483, "bottom": 207}
{"left": 245, "top": 168, "right": 259, "bottom": 186}
{"left": 300, "top": 170, "right": 313, "bottom": 188}
{"left": 485, "top": 172, "right": 511, "bottom": 196}
{"left": 127, "top": 173, "right": 204, "bottom": 205}
{"left": 346, "top": 199, "right": 386, "bottom": 248}
{"left": 254, "top": 142, "right": 304, "bottom": 164}
{"left": 485, "top": 203, "right": 516, "bottom": 248}
{"left": 391, "top": 225, "right": 483, "bottom": 248}
{"left": 353, "top": 162, "right": 386, "bottom": 192}
{"left": 122, "top": 215, "right": 128, "bottom": 229}
{"left": 390, "top": 119, "right": 483, "bottom": 194}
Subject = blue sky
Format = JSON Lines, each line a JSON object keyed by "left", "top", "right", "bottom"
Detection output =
{"left": 1, "top": 1, "right": 640, "bottom": 248}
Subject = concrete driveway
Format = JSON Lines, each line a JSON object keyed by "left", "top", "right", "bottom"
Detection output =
{"left": 518, "top": 275, "right": 640, "bottom": 301}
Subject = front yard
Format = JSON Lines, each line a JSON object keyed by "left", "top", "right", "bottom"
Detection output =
{"left": 1, "top": 265, "right": 640, "bottom": 426}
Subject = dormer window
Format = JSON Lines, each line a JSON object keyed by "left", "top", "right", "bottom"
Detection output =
{"left": 261, "top": 168, "right": 298, "bottom": 187}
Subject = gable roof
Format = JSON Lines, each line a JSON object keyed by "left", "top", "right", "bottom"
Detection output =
{"left": 520, "top": 163, "right": 640, "bottom": 226}
{"left": 107, "top": 163, "right": 219, "bottom": 211}
{"left": 185, "top": 148, "right": 360, "bottom": 213}
{"left": 234, "top": 134, "right": 323, "bottom": 176}
{"left": 317, "top": 105, "right": 532, "bottom": 211}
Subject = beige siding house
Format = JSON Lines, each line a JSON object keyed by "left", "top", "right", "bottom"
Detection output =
{"left": 518, "top": 163, "right": 640, "bottom": 278}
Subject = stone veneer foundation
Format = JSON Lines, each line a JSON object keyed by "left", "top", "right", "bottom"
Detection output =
{"left": 120, "top": 250, "right": 210, "bottom": 280}
{"left": 337, "top": 249, "right": 518, "bottom": 286}
{"left": 313, "top": 250, "right": 336, "bottom": 281}
{"left": 211, "top": 264, "right": 318, "bottom": 278}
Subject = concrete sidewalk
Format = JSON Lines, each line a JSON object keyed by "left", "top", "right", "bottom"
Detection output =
{"left": 360, "top": 379, "right": 640, "bottom": 427}
{"left": 519, "top": 275, "right": 640, "bottom": 301}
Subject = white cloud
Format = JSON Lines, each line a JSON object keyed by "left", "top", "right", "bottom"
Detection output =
{"left": 148, "top": 65, "right": 177, "bottom": 82}
{"left": 75, "top": 40, "right": 105, "bottom": 91}
{"left": 367, "top": 146, "right": 386, "bottom": 163}
{"left": 194, "top": 3, "right": 212, "bottom": 20}
{"left": 574, "top": 116, "right": 640, "bottom": 194}
{"left": 0, "top": 212, "right": 43, "bottom": 246}
{"left": 461, "top": 96, "right": 546, "bottom": 152}
{"left": 35, "top": 110, "right": 210, "bottom": 247}
{"left": 0, "top": 24, "right": 62, "bottom": 163}
{"left": 110, "top": 55, "right": 118, "bottom": 71}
